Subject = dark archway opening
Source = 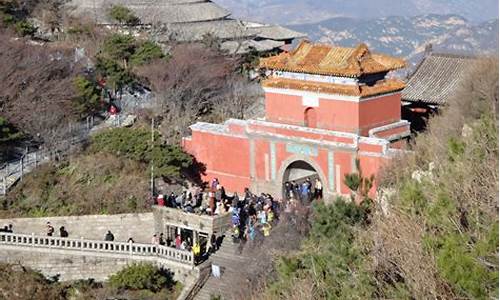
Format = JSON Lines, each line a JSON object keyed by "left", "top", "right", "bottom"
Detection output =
{"left": 282, "top": 160, "right": 323, "bottom": 204}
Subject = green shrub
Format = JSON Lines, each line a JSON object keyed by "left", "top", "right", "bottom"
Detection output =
{"left": 102, "top": 33, "right": 136, "bottom": 63}
{"left": 130, "top": 40, "right": 164, "bottom": 66}
{"left": 108, "top": 263, "right": 174, "bottom": 292}
{"left": 0, "top": 117, "right": 23, "bottom": 143}
{"left": 73, "top": 75, "right": 102, "bottom": 116}
{"left": 268, "top": 198, "right": 374, "bottom": 299}
{"left": 108, "top": 4, "right": 140, "bottom": 25}
{"left": 436, "top": 232, "right": 497, "bottom": 299}
{"left": 14, "top": 20, "right": 36, "bottom": 36}
{"left": 91, "top": 127, "right": 192, "bottom": 178}
{"left": 95, "top": 56, "right": 134, "bottom": 91}
{"left": 310, "top": 198, "right": 367, "bottom": 239}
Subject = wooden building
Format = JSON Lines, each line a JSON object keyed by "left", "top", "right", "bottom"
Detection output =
{"left": 402, "top": 52, "right": 479, "bottom": 132}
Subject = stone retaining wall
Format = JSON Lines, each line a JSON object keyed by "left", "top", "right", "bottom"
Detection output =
{"left": 0, "top": 213, "right": 154, "bottom": 243}
{"left": 0, "top": 245, "right": 197, "bottom": 283}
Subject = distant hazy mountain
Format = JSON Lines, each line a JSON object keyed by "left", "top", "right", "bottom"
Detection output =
{"left": 213, "top": 0, "right": 499, "bottom": 24}
{"left": 289, "top": 14, "right": 498, "bottom": 67}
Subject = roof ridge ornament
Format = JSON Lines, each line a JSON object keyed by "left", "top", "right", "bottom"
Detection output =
{"left": 259, "top": 41, "right": 405, "bottom": 77}
{"left": 348, "top": 43, "right": 371, "bottom": 74}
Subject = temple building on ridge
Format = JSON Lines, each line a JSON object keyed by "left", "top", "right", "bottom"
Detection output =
{"left": 183, "top": 40, "right": 411, "bottom": 200}
{"left": 402, "top": 51, "right": 481, "bottom": 132}
{"left": 64, "top": 0, "right": 305, "bottom": 54}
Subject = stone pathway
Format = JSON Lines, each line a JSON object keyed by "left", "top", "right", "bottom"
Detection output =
{"left": 195, "top": 235, "right": 254, "bottom": 300}
{"left": 0, "top": 115, "right": 133, "bottom": 195}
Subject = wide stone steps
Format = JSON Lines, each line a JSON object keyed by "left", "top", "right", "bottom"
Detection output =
{"left": 194, "top": 236, "right": 252, "bottom": 300}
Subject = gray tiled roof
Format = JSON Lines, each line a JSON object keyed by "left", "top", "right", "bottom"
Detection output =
{"left": 64, "top": 0, "right": 305, "bottom": 53}
{"left": 245, "top": 23, "right": 306, "bottom": 41}
{"left": 156, "top": 19, "right": 254, "bottom": 42}
{"left": 156, "top": 20, "right": 302, "bottom": 46}
{"left": 402, "top": 53, "right": 479, "bottom": 105}
{"left": 65, "top": 0, "right": 230, "bottom": 24}
{"left": 221, "top": 39, "right": 285, "bottom": 54}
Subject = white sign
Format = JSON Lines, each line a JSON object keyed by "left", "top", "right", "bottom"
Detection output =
{"left": 302, "top": 95, "right": 319, "bottom": 107}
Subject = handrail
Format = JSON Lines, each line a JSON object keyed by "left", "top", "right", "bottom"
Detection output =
{"left": 0, "top": 232, "right": 194, "bottom": 266}
{"left": 184, "top": 263, "right": 212, "bottom": 300}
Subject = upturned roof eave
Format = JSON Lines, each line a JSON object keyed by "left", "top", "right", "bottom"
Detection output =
{"left": 260, "top": 65, "right": 404, "bottom": 78}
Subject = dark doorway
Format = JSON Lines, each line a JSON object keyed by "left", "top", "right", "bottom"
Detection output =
{"left": 282, "top": 160, "right": 321, "bottom": 204}
{"left": 304, "top": 107, "right": 317, "bottom": 128}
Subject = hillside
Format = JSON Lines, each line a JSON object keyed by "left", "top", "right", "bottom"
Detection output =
{"left": 257, "top": 58, "right": 498, "bottom": 300}
{"left": 289, "top": 14, "right": 498, "bottom": 66}
{"left": 213, "top": 0, "right": 498, "bottom": 24}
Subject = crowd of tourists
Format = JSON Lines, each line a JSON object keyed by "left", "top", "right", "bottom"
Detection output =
{"left": 154, "top": 178, "right": 248, "bottom": 216}
{"left": 284, "top": 177, "right": 323, "bottom": 203}
{"left": 1, "top": 178, "right": 320, "bottom": 267}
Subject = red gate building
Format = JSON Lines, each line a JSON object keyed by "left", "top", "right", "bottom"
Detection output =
{"left": 183, "top": 41, "right": 410, "bottom": 200}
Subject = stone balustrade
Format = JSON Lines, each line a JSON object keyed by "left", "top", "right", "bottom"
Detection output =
{"left": 0, "top": 232, "right": 194, "bottom": 265}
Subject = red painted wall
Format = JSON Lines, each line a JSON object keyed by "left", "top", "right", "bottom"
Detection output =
{"left": 187, "top": 131, "right": 251, "bottom": 193}
{"left": 317, "top": 98, "right": 359, "bottom": 133}
{"left": 334, "top": 151, "right": 354, "bottom": 194}
{"left": 265, "top": 91, "right": 402, "bottom": 136}
{"left": 265, "top": 93, "right": 304, "bottom": 126}
{"left": 371, "top": 123, "right": 409, "bottom": 139}
{"left": 359, "top": 93, "right": 402, "bottom": 135}
{"left": 358, "top": 154, "right": 391, "bottom": 198}
{"left": 265, "top": 92, "right": 360, "bottom": 133}
{"left": 185, "top": 129, "right": 391, "bottom": 198}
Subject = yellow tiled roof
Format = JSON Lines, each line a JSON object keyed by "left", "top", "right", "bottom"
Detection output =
{"left": 262, "top": 77, "right": 406, "bottom": 98}
{"left": 260, "top": 40, "right": 406, "bottom": 77}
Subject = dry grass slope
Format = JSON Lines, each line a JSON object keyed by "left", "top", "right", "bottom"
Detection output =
{"left": 2, "top": 152, "right": 150, "bottom": 217}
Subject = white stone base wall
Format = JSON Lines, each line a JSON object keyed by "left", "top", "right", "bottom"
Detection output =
{"left": 0, "top": 246, "right": 197, "bottom": 283}
{"left": 0, "top": 213, "right": 154, "bottom": 243}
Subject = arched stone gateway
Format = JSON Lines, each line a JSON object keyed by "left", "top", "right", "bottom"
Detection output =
{"left": 183, "top": 41, "right": 411, "bottom": 201}
{"left": 278, "top": 155, "right": 331, "bottom": 201}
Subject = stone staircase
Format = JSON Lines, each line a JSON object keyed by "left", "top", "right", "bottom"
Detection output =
{"left": 0, "top": 116, "right": 117, "bottom": 195}
{"left": 0, "top": 151, "right": 49, "bottom": 195}
{"left": 195, "top": 235, "right": 252, "bottom": 300}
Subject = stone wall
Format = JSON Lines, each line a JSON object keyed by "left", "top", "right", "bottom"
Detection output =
{"left": 0, "top": 245, "right": 197, "bottom": 283}
{"left": 153, "top": 206, "right": 231, "bottom": 235}
{"left": 0, "top": 213, "right": 154, "bottom": 243}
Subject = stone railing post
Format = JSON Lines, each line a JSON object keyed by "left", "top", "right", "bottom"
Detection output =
{"left": 31, "top": 233, "right": 35, "bottom": 247}
{"left": 80, "top": 237, "right": 84, "bottom": 250}
{"left": 20, "top": 157, "right": 24, "bottom": 181}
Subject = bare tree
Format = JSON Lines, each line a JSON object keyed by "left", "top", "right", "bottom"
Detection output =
{"left": 0, "top": 29, "right": 85, "bottom": 148}
{"left": 135, "top": 43, "right": 258, "bottom": 143}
